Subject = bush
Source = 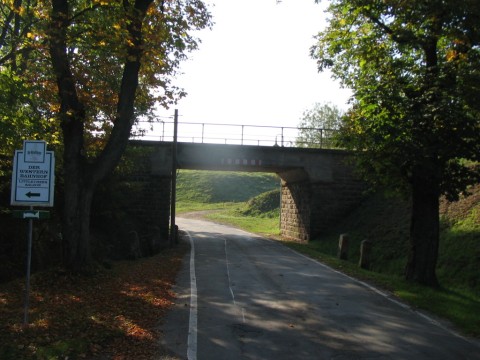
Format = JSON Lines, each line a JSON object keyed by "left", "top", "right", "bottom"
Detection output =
{"left": 241, "top": 189, "right": 280, "bottom": 218}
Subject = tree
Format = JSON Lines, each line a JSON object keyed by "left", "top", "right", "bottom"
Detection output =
{"left": 0, "top": 0, "right": 61, "bottom": 187}
{"left": 295, "top": 102, "right": 343, "bottom": 148}
{"left": 1, "top": 0, "right": 211, "bottom": 272}
{"left": 312, "top": 0, "right": 480, "bottom": 285}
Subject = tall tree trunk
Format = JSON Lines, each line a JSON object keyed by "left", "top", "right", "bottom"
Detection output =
{"left": 62, "top": 177, "right": 95, "bottom": 272}
{"left": 48, "top": 0, "right": 155, "bottom": 272}
{"left": 405, "top": 165, "right": 440, "bottom": 287}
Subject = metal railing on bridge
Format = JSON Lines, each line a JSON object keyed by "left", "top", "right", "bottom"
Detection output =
{"left": 131, "top": 120, "right": 339, "bottom": 149}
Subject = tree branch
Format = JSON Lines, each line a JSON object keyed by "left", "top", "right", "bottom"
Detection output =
{"left": 92, "top": 0, "right": 157, "bottom": 182}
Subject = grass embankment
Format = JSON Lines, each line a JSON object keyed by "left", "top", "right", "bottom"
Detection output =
{"left": 176, "top": 170, "right": 480, "bottom": 338}
{"left": 0, "top": 245, "right": 187, "bottom": 360}
{"left": 176, "top": 170, "right": 281, "bottom": 236}
{"left": 176, "top": 170, "right": 279, "bottom": 204}
{"left": 205, "top": 190, "right": 281, "bottom": 236}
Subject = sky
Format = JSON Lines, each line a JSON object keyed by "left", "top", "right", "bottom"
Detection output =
{"left": 149, "top": 0, "right": 352, "bottom": 142}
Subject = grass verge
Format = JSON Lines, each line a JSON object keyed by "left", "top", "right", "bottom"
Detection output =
{"left": 0, "top": 245, "right": 187, "bottom": 359}
{"left": 204, "top": 204, "right": 280, "bottom": 237}
{"left": 176, "top": 201, "right": 238, "bottom": 214}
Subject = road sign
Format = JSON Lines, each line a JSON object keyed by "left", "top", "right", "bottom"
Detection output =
{"left": 12, "top": 210, "right": 50, "bottom": 219}
{"left": 11, "top": 140, "right": 55, "bottom": 207}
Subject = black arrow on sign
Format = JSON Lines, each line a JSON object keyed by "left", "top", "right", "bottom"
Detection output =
{"left": 26, "top": 191, "right": 40, "bottom": 198}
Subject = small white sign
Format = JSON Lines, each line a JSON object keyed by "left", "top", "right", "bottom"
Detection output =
{"left": 11, "top": 140, "right": 55, "bottom": 207}
{"left": 24, "top": 141, "right": 46, "bottom": 163}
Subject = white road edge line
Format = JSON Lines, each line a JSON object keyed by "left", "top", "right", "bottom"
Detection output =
{"left": 224, "top": 238, "right": 246, "bottom": 323}
{"left": 185, "top": 230, "right": 198, "bottom": 360}
{"left": 286, "top": 245, "right": 480, "bottom": 347}
{"left": 214, "top": 226, "right": 459, "bottom": 338}
{"left": 224, "top": 239, "right": 237, "bottom": 305}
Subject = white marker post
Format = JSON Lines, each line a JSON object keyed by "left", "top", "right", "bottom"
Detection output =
{"left": 10, "top": 140, "right": 55, "bottom": 326}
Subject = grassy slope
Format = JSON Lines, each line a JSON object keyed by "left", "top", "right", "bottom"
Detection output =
{"left": 176, "top": 169, "right": 280, "bottom": 203}
{"left": 308, "top": 186, "right": 480, "bottom": 295}
{"left": 176, "top": 169, "right": 280, "bottom": 213}
{"left": 176, "top": 170, "right": 281, "bottom": 236}
{"left": 206, "top": 190, "right": 281, "bottom": 236}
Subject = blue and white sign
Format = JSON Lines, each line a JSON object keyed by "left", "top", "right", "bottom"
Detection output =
{"left": 11, "top": 140, "right": 55, "bottom": 207}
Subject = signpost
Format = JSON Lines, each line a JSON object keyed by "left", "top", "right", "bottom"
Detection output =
{"left": 10, "top": 140, "right": 55, "bottom": 326}
{"left": 11, "top": 140, "right": 55, "bottom": 207}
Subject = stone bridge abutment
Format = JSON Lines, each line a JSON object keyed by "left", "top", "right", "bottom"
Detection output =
{"left": 277, "top": 151, "right": 365, "bottom": 241}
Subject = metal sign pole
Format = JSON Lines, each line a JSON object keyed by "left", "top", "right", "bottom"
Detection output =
{"left": 23, "top": 205, "right": 34, "bottom": 326}
{"left": 170, "top": 109, "right": 178, "bottom": 246}
{"left": 11, "top": 140, "right": 55, "bottom": 326}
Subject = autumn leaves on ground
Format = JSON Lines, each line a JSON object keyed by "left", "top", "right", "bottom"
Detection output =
{"left": 0, "top": 244, "right": 187, "bottom": 360}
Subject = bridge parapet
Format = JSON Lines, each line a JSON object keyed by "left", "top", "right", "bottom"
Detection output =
{"left": 132, "top": 121, "right": 338, "bottom": 149}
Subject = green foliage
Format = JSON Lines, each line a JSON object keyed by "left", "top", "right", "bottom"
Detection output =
{"left": 176, "top": 170, "right": 280, "bottom": 203}
{"left": 296, "top": 102, "right": 343, "bottom": 148}
{"left": 314, "top": 0, "right": 480, "bottom": 199}
{"left": 0, "top": 70, "right": 61, "bottom": 182}
{"left": 241, "top": 189, "right": 280, "bottom": 218}
{"left": 438, "top": 209, "right": 480, "bottom": 292}
{"left": 0, "top": 0, "right": 212, "bottom": 137}
{"left": 205, "top": 207, "right": 280, "bottom": 236}
{"left": 302, "top": 187, "right": 480, "bottom": 295}
{"left": 6, "top": 0, "right": 212, "bottom": 271}
{"left": 175, "top": 171, "right": 281, "bottom": 235}
{"left": 0, "top": 0, "right": 62, "bottom": 164}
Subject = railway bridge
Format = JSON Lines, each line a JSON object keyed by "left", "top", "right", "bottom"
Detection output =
{"left": 125, "top": 138, "right": 364, "bottom": 245}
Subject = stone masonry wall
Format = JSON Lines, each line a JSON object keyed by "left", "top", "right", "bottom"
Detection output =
{"left": 280, "top": 181, "right": 311, "bottom": 241}
{"left": 119, "top": 146, "right": 171, "bottom": 252}
{"left": 309, "top": 177, "right": 365, "bottom": 240}
{"left": 280, "top": 155, "right": 365, "bottom": 242}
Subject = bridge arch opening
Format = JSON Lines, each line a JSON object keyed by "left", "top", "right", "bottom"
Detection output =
{"left": 175, "top": 169, "right": 281, "bottom": 220}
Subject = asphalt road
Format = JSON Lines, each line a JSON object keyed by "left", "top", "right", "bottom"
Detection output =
{"left": 160, "top": 217, "right": 480, "bottom": 360}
